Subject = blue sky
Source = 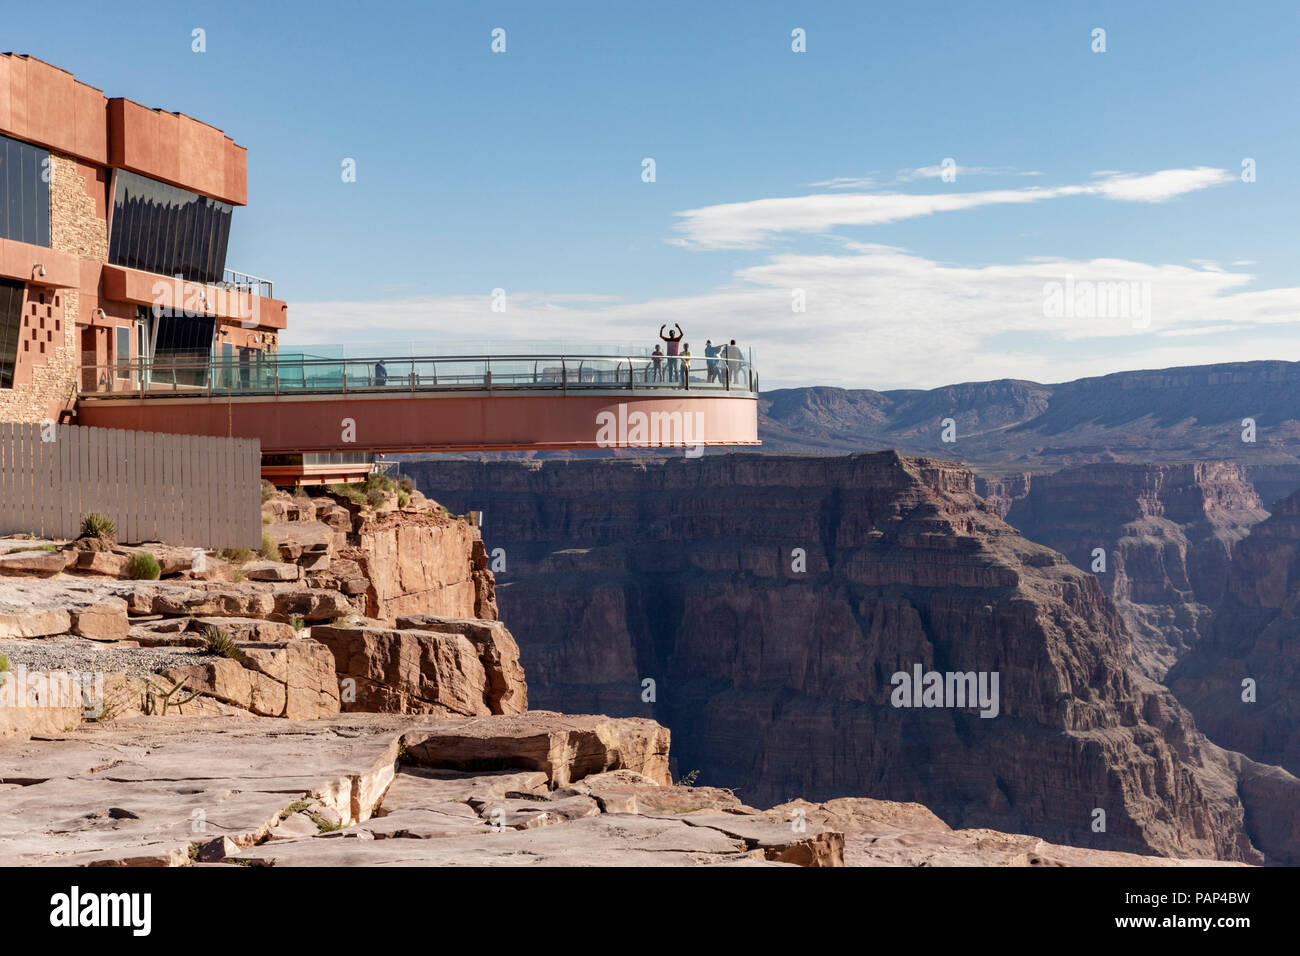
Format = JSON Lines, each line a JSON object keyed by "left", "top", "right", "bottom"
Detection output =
{"left": 7, "top": 0, "right": 1300, "bottom": 387}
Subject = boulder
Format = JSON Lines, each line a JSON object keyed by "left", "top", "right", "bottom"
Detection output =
{"left": 196, "top": 835, "right": 241, "bottom": 862}
{"left": 0, "top": 550, "right": 70, "bottom": 577}
{"left": 70, "top": 598, "right": 130, "bottom": 642}
{"left": 310, "top": 625, "right": 489, "bottom": 716}
{"left": 0, "top": 608, "right": 71, "bottom": 639}
{"left": 310, "top": 500, "right": 355, "bottom": 542}
{"left": 262, "top": 497, "right": 317, "bottom": 525}
{"left": 148, "top": 585, "right": 276, "bottom": 619}
{"left": 74, "top": 552, "right": 130, "bottom": 577}
{"left": 400, "top": 711, "right": 672, "bottom": 787}
{"left": 161, "top": 640, "right": 340, "bottom": 719}
{"left": 265, "top": 521, "right": 333, "bottom": 563}
{"left": 268, "top": 812, "right": 321, "bottom": 841}
{"left": 243, "top": 641, "right": 341, "bottom": 720}
{"left": 396, "top": 615, "right": 527, "bottom": 713}
{"left": 272, "top": 588, "right": 352, "bottom": 622}
{"left": 193, "top": 617, "right": 297, "bottom": 643}
{"left": 244, "top": 561, "right": 300, "bottom": 583}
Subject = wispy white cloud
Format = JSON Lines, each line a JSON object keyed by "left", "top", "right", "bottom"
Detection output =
{"left": 287, "top": 245, "right": 1300, "bottom": 390}
{"left": 1088, "top": 167, "right": 1234, "bottom": 202}
{"left": 806, "top": 166, "right": 1042, "bottom": 190}
{"left": 896, "top": 163, "right": 1021, "bottom": 181}
{"left": 803, "top": 175, "right": 879, "bottom": 190}
{"left": 671, "top": 167, "right": 1235, "bottom": 249}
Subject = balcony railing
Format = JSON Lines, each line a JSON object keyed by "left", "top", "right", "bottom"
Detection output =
{"left": 218, "top": 268, "right": 274, "bottom": 299}
{"left": 77, "top": 349, "right": 759, "bottom": 399}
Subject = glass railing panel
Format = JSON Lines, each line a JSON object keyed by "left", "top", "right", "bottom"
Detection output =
{"left": 77, "top": 351, "right": 758, "bottom": 397}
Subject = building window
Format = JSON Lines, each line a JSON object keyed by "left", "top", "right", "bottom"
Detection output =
{"left": 147, "top": 304, "right": 215, "bottom": 388}
{"left": 0, "top": 278, "right": 23, "bottom": 388}
{"left": 107, "top": 169, "right": 233, "bottom": 284}
{"left": 115, "top": 325, "right": 131, "bottom": 380}
{"left": 0, "top": 134, "right": 51, "bottom": 247}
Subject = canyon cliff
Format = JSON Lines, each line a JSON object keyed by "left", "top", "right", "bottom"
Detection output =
{"left": 1167, "top": 488, "right": 1300, "bottom": 779}
{"left": 405, "top": 452, "right": 1300, "bottom": 863}
{"left": 1004, "top": 462, "right": 1267, "bottom": 679}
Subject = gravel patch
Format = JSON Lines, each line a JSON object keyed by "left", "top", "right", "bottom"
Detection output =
{"left": 0, "top": 638, "right": 210, "bottom": 676}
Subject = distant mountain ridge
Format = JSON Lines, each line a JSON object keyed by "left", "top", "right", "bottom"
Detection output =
{"left": 397, "top": 358, "right": 1300, "bottom": 506}
{"left": 759, "top": 359, "right": 1300, "bottom": 476}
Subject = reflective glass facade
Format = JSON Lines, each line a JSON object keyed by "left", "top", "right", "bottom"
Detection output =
{"left": 0, "top": 133, "right": 51, "bottom": 247}
{"left": 147, "top": 304, "right": 217, "bottom": 388}
{"left": 108, "top": 169, "right": 233, "bottom": 284}
{"left": 0, "top": 278, "right": 24, "bottom": 389}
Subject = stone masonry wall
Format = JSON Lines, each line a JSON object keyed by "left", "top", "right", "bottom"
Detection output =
{"left": 0, "top": 153, "right": 104, "bottom": 423}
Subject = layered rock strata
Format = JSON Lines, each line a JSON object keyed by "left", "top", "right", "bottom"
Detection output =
{"left": 406, "top": 452, "right": 1300, "bottom": 863}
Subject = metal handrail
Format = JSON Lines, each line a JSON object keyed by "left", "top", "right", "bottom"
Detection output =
{"left": 218, "top": 268, "right": 274, "bottom": 298}
{"left": 76, "top": 350, "right": 758, "bottom": 399}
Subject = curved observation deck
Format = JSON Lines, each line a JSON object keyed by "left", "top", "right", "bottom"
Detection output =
{"left": 73, "top": 349, "right": 761, "bottom": 457}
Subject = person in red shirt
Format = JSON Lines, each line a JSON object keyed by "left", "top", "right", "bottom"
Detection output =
{"left": 659, "top": 323, "right": 683, "bottom": 382}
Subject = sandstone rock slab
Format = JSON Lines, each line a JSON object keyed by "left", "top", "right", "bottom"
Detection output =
{"left": 311, "top": 625, "right": 489, "bottom": 716}
{"left": 400, "top": 711, "right": 671, "bottom": 787}
{"left": 0, "top": 550, "right": 71, "bottom": 577}
{"left": 396, "top": 615, "right": 527, "bottom": 714}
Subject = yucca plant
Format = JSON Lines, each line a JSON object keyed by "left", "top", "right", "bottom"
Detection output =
{"left": 203, "top": 628, "right": 244, "bottom": 663}
{"left": 80, "top": 513, "right": 116, "bottom": 541}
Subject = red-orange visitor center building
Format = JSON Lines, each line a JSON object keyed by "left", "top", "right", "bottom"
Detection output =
{"left": 0, "top": 54, "right": 758, "bottom": 483}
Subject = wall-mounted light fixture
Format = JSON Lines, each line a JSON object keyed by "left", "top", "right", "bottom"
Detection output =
{"left": 33, "top": 264, "right": 46, "bottom": 278}
{"left": 93, "top": 308, "right": 107, "bottom": 320}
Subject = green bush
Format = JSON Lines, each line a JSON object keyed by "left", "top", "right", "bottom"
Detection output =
{"left": 289, "top": 616, "right": 306, "bottom": 633}
{"left": 279, "top": 799, "right": 311, "bottom": 820}
{"left": 329, "top": 482, "right": 366, "bottom": 506}
{"left": 364, "top": 472, "right": 394, "bottom": 493}
{"left": 397, "top": 491, "right": 411, "bottom": 509}
{"left": 292, "top": 485, "right": 310, "bottom": 499}
{"left": 260, "top": 532, "right": 280, "bottom": 561}
{"left": 397, "top": 477, "right": 415, "bottom": 494}
{"left": 260, "top": 479, "right": 278, "bottom": 502}
{"left": 203, "top": 628, "right": 244, "bottom": 663}
{"left": 218, "top": 547, "right": 254, "bottom": 563}
{"left": 365, "top": 489, "right": 386, "bottom": 509}
{"left": 80, "top": 513, "right": 116, "bottom": 541}
{"left": 126, "top": 551, "right": 161, "bottom": 580}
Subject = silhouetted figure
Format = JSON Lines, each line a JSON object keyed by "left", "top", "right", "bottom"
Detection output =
{"left": 725, "top": 339, "right": 741, "bottom": 387}
{"left": 660, "top": 323, "right": 683, "bottom": 382}
{"left": 374, "top": 360, "right": 388, "bottom": 386}
{"left": 705, "top": 339, "right": 720, "bottom": 383}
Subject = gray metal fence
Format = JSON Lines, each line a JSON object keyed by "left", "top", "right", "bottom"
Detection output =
{"left": 0, "top": 423, "right": 261, "bottom": 549}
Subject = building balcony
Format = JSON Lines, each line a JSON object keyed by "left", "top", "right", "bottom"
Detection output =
{"left": 100, "top": 264, "right": 287, "bottom": 330}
